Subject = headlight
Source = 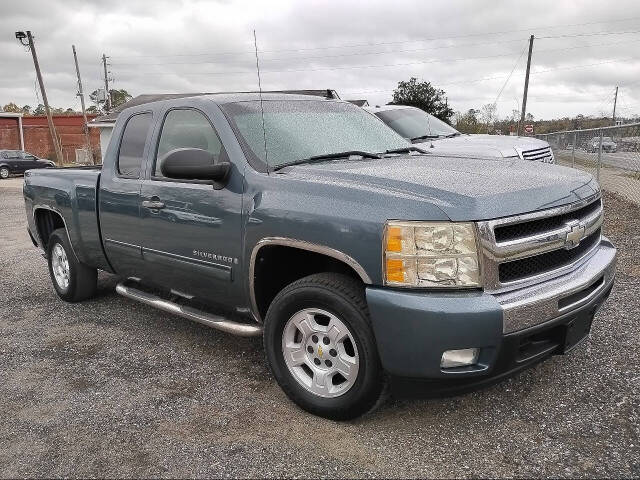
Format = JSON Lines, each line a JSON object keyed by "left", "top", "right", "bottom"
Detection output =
{"left": 384, "top": 221, "right": 481, "bottom": 288}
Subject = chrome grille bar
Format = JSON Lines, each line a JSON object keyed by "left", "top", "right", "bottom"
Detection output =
{"left": 478, "top": 193, "right": 603, "bottom": 292}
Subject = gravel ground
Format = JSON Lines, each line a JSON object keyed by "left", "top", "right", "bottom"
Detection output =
{"left": 1, "top": 176, "right": 639, "bottom": 478}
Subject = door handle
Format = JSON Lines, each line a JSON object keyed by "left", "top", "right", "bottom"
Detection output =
{"left": 142, "top": 200, "right": 165, "bottom": 209}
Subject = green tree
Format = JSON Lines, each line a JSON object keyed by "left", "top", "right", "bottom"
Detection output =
{"left": 2, "top": 102, "right": 21, "bottom": 113}
{"left": 89, "top": 88, "right": 133, "bottom": 111}
{"left": 110, "top": 89, "right": 132, "bottom": 108}
{"left": 33, "top": 104, "right": 46, "bottom": 115}
{"left": 21, "top": 105, "right": 32, "bottom": 115}
{"left": 454, "top": 108, "right": 481, "bottom": 133}
{"left": 390, "top": 77, "right": 454, "bottom": 123}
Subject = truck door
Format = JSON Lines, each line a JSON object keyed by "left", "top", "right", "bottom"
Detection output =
{"left": 99, "top": 112, "right": 154, "bottom": 278}
{"left": 137, "top": 107, "right": 243, "bottom": 304}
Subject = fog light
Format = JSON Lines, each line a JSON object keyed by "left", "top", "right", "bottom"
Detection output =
{"left": 441, "top": 348, "right": 479, "bottom": 368}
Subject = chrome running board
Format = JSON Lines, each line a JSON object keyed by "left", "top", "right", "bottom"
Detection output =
{"left": 115, "top": 281, "right": 262, "bottom": 337}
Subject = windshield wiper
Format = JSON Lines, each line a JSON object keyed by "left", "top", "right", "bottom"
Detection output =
{"left": 272, "top": 150, "right": 381, "bottom": 171}
{"left": 383, "top": 146, "right": 428, "bottom": 155}
{"left": 444, "top": 132, "right": 461, "bottom": 138}
{"left": 410, "top": 134, "right": 440, "bottom": 142}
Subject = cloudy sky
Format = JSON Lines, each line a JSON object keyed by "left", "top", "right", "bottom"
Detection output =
{"left": 2, "top": 0, "right": 640, "bottom": 120}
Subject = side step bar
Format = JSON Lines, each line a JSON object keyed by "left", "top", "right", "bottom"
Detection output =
{"left": 115, "top": 281, "right": 263, "bottom": 337}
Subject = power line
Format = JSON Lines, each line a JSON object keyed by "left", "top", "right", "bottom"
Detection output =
{"left": 109, "top": 16, "right": 640, "bottom": 59}
{"left": 112, "top": 38, "right": 640, "bottom": 78}
{"left": 112, "top": 37, "right": 530, "bottom": 66}
{"left": 493, "top": 43, "right": 528, "bottom": 105}
{"left": 341, "top": 59, "right": 635, "bottom": 97}
{"left": 112, "top": 36, "right": 640, "bottom": 69}
{"left": 114, "top": 50, "right": 530, "bottom": 75}
{"left": 530, "top": 57, "right": 633, "bottom": 75}
{"left": 537, "top": 29, "right": 640, "bottom": 39}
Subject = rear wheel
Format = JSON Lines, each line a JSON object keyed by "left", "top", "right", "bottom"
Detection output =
{"left": 47, "top": 228, "right": 97, "bottom": 302}
{"left": 264, "top": 273, "right": 385, "bottom": 420}
{"left": 0, "top": 167, "right": 9, "bottom": 179}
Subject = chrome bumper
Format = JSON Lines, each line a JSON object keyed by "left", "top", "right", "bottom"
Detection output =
{"left": 496, "top": 236, "right": 616, "bottom": 333}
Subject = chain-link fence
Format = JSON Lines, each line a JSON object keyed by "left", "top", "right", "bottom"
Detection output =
{"left": 537, "top": 122, "right": 640, "bottom": 206}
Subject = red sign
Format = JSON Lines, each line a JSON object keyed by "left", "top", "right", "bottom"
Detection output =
{"left": 524, "top": 124, "right": 534, "bottom": 134}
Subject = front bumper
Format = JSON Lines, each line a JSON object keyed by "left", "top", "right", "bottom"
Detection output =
{"left": 366, "top": 237, "right": 616, "bottom": 386}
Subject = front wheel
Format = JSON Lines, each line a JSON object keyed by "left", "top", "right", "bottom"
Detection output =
{"left": 0, "top": 167, "right": 9, "bottom": 179}
{"left": 264, "top": 273, "right": 385, "bottom": 420}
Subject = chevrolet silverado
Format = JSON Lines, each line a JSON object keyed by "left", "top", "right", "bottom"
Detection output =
{"left": 23, "top": 93, "right": 616, "bottom": 420}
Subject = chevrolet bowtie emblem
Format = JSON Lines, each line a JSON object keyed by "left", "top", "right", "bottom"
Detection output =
{"left": 318, "top": 346, "right": 323, "bottom": 358}
{"left": 565, "top": 222, "right": 586, "bottom": 249}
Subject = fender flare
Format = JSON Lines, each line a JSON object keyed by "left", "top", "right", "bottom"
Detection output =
{"left": 248, "top": 237, "right": 372, "bottom": 322}
{"left": 32, "top": 205, "right": 81, "bottom": 262}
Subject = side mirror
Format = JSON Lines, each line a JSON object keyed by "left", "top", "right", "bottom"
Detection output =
{"left": 160, "top": 148, "right": 230, "bottom": 188}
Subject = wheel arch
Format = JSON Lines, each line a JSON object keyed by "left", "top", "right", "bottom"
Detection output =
{"left": 249, "top": 238, "right": 372, "bottom": 322}
{"left": 33, "top": 206, "right": 70, "bottom": 253}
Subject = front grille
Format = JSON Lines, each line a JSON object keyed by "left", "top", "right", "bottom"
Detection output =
{"left": 495, "top": 199, "right": 602, "bottom": 243}
{"left": 521, "top": 146, "right": 553, "bottom": 162}
{"left": 499, "top": 228, "right": 601, "bottom": 283}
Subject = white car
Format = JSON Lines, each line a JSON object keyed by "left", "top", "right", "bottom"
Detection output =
{"left": 366, "top": 105, "right": 555, "bottom": 163}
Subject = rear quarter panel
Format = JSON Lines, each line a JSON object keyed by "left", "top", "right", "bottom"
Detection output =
{"left": 23, "top": 167, "right": 112, "bottom": 271}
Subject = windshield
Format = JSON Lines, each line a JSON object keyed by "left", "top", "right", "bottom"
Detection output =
{"left": 222, "top": 100, "right": 409, "bottom": 168}
{"left": 374, "top": 107, "right": 459, "bottom": 140}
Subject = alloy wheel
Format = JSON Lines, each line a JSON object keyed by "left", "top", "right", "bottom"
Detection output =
{"left": 281, "top": 308, "right": 359, "bottom": 398}
{"left": 51, "top": 243, "right": 70, "bottom": 290}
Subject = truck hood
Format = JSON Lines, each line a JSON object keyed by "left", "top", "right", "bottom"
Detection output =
{"left": 280, "top": 154, "right": 599, "bottom": 221}
{"left": 414, "top": 134, "right": 549, "bottom": 159}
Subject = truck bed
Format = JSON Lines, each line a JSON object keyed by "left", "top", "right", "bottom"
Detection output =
{"left": 23, "top": 165, "right": 112, "bottom": 272}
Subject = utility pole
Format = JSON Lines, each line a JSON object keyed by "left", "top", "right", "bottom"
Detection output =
{"left": 102, "top": 53, "right": 111, "bottom": 112}
{"left": 612, "top": 86, "right": 619, "bottom": 125}
{"left": 72, "top": 45, "right": 94, "bottom": 164}
{"left": 15, "top": 31, "right": 64, "bottom": 165}
{"left": 518, "top": 35, "right": 534, "bottom": 136}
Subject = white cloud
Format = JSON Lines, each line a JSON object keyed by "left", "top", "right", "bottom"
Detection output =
{"left": 1, "top": 0, "right": 639, "bottom": 118}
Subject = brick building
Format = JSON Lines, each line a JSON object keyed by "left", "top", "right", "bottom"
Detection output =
{"left": 0, "top": 113, "right": 101, "bottom": 163}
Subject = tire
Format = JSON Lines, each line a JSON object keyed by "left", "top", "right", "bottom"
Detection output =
{"left": 47, "top": 228, "right": 97, "bottom": 302}
{"left": 264, "top": 272, "right": 385, "bottom": 420}
{"left": 0, "top": 167, "right": 9, "bottom": 179}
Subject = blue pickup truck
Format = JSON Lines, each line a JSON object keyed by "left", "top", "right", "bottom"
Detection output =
{"left": 23, "top": 93, "right": 616, "bottom": 420}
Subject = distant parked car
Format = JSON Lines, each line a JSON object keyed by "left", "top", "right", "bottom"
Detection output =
{"left": 586, "top": 137, "right": 617, "bottom": 153}
{"left": 366, "top": 105, "right": 555, "bottom": 163}
{"left": 0, "top": 150, "right": 55, "bottom": 179}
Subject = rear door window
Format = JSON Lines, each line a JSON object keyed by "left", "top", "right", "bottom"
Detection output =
{"left": 117, "top": 113, "right": 153, "bottom": 178}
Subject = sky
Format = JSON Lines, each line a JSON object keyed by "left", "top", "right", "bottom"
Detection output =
{"left": 1, "top": 0, "right": 640, "bottom": 121}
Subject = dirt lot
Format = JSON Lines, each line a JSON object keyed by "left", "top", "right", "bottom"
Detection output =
{"left": 1, "top": 176, "right": 639, "bottom": 478}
